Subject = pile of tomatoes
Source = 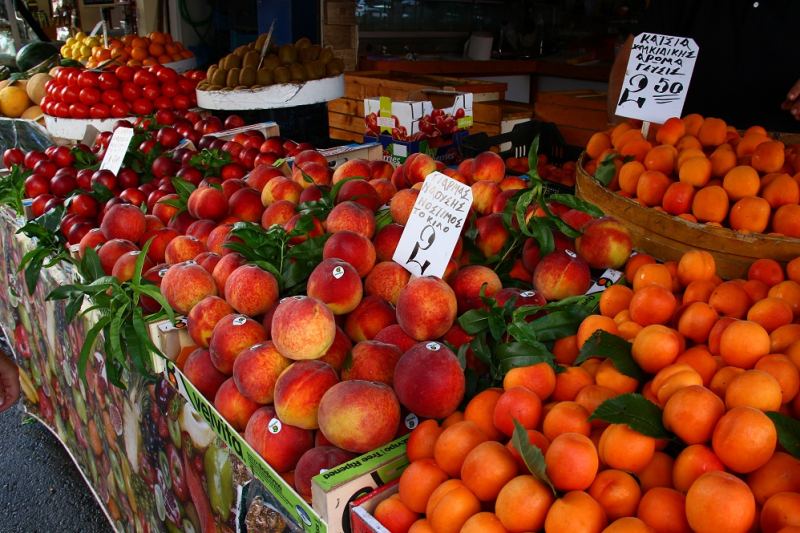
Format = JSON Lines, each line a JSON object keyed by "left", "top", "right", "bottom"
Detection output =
{"left": 40, "top": 65, "right": 206, "bottom": 120}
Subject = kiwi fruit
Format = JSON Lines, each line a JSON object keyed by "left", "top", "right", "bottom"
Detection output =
{"left": 318, "top": 48, "right": 334, "bottom": 65}
{"left": 255, "top": 33, "right": 269, "bottom": 52}
{"left": 235, "top": 45, "right": 249, "bottom": 57}
{"left": 243, "top": 51, "right": 260, "bottom": 69}
{"left": 289, "top": 63, "right": 307, "bottom": 82}
{"left": 226, "top": 67, "right": 241, "bottom": 88}
{"left": 234, "top": 85, "right": 249, "bottom": 90}
{"left": 303, "top": 60, "right": 323, "bottom": 80}
{"left": 295, "top": 37, "right": 312, "bottom": 51}
{"left": 197, "top": 81, "right": 209, "bottom": 90}
{"left": 220, "top": 87, "right": 233, "bottom": 91}
{"left": 210, "top": 68, "right": 227, "bottom": 87}
{"left": 251, "top": 85, "right": 262, "bottom": 90}
{"left": 256, "top": 68, "right": 274, "bottom": 86}
{"left": 326, "top": 58, "right": 345, "bottom": 77}
{"left": 206, "top": 65, "right": 218, "bottom": 80}
{"left": 273, "top": 66, "right": 291, "bottom": 84}
{"left": 224, "top": 53, "right": 241, "bottom": 70}
{"left": 279, "top": 44, "right": 297, "bottom": 65}
{"left": 297, "top": 47, "right": 312, "bottom": 64}
{"left": 239, "top": 66, "right": 256, "bottom": 87}
{"left": 207, "top": 84, "right": 223, "bottom": 91}
{"left": 263, "top": 55, "right": 281, "bottom": 71}
{"left": 218, "top": 58, "right": 226, "bottom": 69}
{"left": 307, "top": 45, "right": 321, "bottom": 61}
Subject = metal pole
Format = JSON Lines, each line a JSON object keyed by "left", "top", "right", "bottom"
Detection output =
{"left": 5, "top": 0, "right": 22, "bottom": 51}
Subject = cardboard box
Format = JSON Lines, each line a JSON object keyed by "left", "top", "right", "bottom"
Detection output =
{"left": 209, "top": 121, "right": 281, "bottom": 142}
{"left": 325, "top": 2, "right": 356, "bottom": 25}
{"left": 364, "top": 90, "right": 473, "bottom": 143}
{"left": 364, "top": 130, "right": 469, "bottom": 167}
{"left": 332, "top": 48, "right": 358, "bottom": 72}
{"left": 324, "top": 24, "right": 358, "bottom": 50}
{"left": 349, "top": 480, "right": 400, "bottom": 533}
{"left": 147, "top": 316, "right": 194, "bottom": 362}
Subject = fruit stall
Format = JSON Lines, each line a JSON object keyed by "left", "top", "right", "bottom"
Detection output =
{"left": 0, "top": 9, "right": 799, "bottom": 533}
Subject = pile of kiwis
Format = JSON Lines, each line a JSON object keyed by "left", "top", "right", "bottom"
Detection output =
{"left": 198, "top": 35, "right": 346, "bottom": 91}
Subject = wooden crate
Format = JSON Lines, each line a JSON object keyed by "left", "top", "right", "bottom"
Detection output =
{"left": 575, "top": 154, "right": 800, "bottom": 280}
{"left": 535, "top": 90, "right": 608, "bottom": 147}
{"left": 329, "top": 71, "right": 508, "bottom": 143}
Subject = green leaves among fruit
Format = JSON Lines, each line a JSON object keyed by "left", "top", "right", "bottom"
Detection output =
{"left": 574, "top": 329, "right": 645, "bottom": 381}
{"left": 588, "top": 393, "right": 675, "bottom": 441}
{"left": 189, "top": 148, "right": 232, "bottom": 178}
{"left": 765, "top": 411, "right": 800, "bottom": 460}
{"left": 0, "top": 163, "right": 31, "bottom": 216}
{"left": 511, "top": 419, "right": 556, "bottom": 495}
{"left": 17, "top": 205, "right": 73, "bottom": 296}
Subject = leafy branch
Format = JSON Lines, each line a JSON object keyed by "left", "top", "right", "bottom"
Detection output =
{"left": 0, "top": 163, "right": 31, "bottom": 216}
{"left": 295, "top": 173, "right": 360, "bottom": 221}
{"left": 189, "top": 148, "right": 232, "bottom": 179}
{"left": 16, "top": 205, "right": 77, "bottom": 296}
{"left": 158, "top": 176, "right": 196, "bottom": 220}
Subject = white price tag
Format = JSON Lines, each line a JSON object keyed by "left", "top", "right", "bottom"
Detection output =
{"left": 99, "top": 127, "right": 135, "bottom": 175}
{"left": 392, "top": 171, "right": 472, "bottom": 278}
{"left": 614, "top": 33, "right": 699, "bottom": 124}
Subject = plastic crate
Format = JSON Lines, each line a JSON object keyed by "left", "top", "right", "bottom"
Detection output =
{"left": 210, "top": 103, "right": 338, "bottom": 148}
{"left": 461, "top": 120, "right": 584, "bottom": 165}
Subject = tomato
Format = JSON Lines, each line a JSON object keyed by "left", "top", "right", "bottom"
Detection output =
{"left": 61, "top": 85, "right": 80, "bottom": 104}
{"left": 44, "top": 79, "right": 58, "bottom": 96}
{"left": 49, "top": 85, "right": 63, "bottom": 103}
{"left": 101, "top": 89, "right": 123, "bottom": 106}
{"left": 53, "top": 102, "right": 70, "bottom": 118}
{"left": 132, "top": 98, "right": 154, "bottom": 115}
{"left": 188, "top": 92, "right": 197, "bottom": 106}
{"left": 171, "top": 94, "right": 190, "bottom": 109}
{"left": 132, "top": 70, "right": 157, "bottom": 87}
{"left": 39, "top": 99, "right": 51, "bottom": 115}
{"left": 78, "top": 87, "right": 101, "bottom": 106}
{"left": 153, "top": 96, "right": 173, "bottom": 110}
{"left": 160, "top": 82, "right": 179, "bottom": 98}
{"left": 156, "top": 67, "right": 177, "bottom": 84}
{"left": 142, "top": 83, "right": 161, "bottom": 101}
{"left": 67, "top": 70, "right": 81, "bottom": 86}
{"left": 77, "top": 71, "right": 99, "bottom": 88}
{"left": 68, "top": 102, "right": 90, "bottom": 119}
{"left": 121, "top": 81, "right": 141, "bottom": 102}
{"left": 115, "top": 66, "right": 135, "bottom": 82}
{"left": 97, "top": 72, "right": 120, "bottom": 91}
{"left": 175, "top": 79, "right": 194, "bottom": 96}
{"left": 111, "top": 101, "right": 132, "bottom": 118}
{"left": 90, "top": 103, "right": 111, "bottom": 119}
{"left": 53, "top": 68, "right": 69, "bottom": 85}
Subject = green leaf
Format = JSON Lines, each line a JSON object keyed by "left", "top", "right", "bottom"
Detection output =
{"left": 527, "top": 308, "right": 591, "bottom": 343}
{"left": 78, "top": 316, "right": 111, "bottom": 387}
{"left": 547, "top": 194, "right": 604, "bottom": 218}
{"left": 527, "top": 216, "right": 555, "bottom": 257}
{"left": 459, "top": 367, "right": 479, "bottom": 410}
{"left": 495, "top": 341, "right": 557, "bottom": 375}
{"left": 108, "top": 306, "right": 127, "bottom": 366}
{"left": 526, "top": 134, "right": 541, "bottom": 178}
{"left": 171, "top": 176, "right": 197, "bottom": 202}
{"left": 506, "top": 318, "right": 540, "bottom": 346}
{"left": 593, "top": 153, "right": 618, "bottom": 187}
{"left": 458, "top": 308, "right": 490, "bottom": 335}
{"left": 65, "top": 295, "right": 84, "bottom": 324}
{"left": 342, "top": 350, "right": 353, "bottom": 371}
{"left": 511, "top": 418, "right": 556, "bottom": 494}
{"left": 132, "top": 308, "right": 164, "bottom": 357}
{"left": 124, "top": 320, "right": 153, "bottom": 379}
{"left": 765, "top": 411, "right": 800, "bottom": 460}
{"left": 133, "top": 237, "right": 155, "bottom": 286}
{"left": 24, "top": 260, "right": 44, "bottom": 297}
{"left": 456, "top": 343, "right": 469, "bottom": 371}
{"left": 588, "top": 393, "right": 675, "bottom": 440}
{"left": 574, "top": 330, "right": 644, "bottom": 381}
{"left": 91, "top": 182, "right": 115, "bottom": 203}
{"left": 469, "top": 333, "right": 492, "bottom": 365}
{"left": 375, "top": 209, "right": 393, "bottom": 232}
{"left": 81, "top": 246, "right": 105, "bottom": 282}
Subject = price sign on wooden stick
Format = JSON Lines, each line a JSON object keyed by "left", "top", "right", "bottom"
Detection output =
{"left": 615, "top": 33, "right": 699, "bottom": 125}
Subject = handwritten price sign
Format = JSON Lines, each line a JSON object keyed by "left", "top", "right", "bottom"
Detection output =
{"left": 393, "top": 171, "right": 472, "bottom": 278}
{"left": 615, "top": 33, "right": 699, "bottom": 124}
{"left": 99, "top": 127, "right": 134, "bottom": 175}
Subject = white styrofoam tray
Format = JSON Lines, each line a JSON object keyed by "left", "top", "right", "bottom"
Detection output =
{"left": 195, "top": 74, "right": 345, "bottom": 110}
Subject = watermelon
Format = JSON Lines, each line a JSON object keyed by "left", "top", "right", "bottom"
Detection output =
{"left": 16, "top": 42, "right": 59, "bottom": 72}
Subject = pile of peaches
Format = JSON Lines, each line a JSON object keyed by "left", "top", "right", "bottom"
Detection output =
{"left": 584, "top": 114, "right": 800, "bottom": 238}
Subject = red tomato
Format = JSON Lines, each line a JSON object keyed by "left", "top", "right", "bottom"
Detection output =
{"left": 156, "top": 67, "right": 177, "bottom": 84}
{"left": 177, "top": 78, "right": 196, "bottom": 95}
{"left": 142, "top": 83, "right": 161, "bottom": 101}
{"left": 171, "top": 94, "right": 190, "bottom": 109}
{"left": 40, "top": 100, "right": 51, "bottom": 115}
{"left": 54, "top": 102, "right": 70, "bottom": 118}
{"left": 97, "top": 72, "right": 120, "bottom": 91}
{"left": 111, "top": 101, "right": 132, "bottom": 118}
{"left": 61, "top": 85, "right": 80, "bottom": 104}
{"left": 69, "top": 102, "right": 90, "bottom": 119}
{"left": 132, "top": 98, "right": 154, "bottom": 115}
{"left": 101, "top": 89, "right": 123, "bottom": 106}
{"left": 50, "top": 85, "right": 64, "bottom": 102}
{"left": 132, "top": 70, "right": 157, "bottom": 87}
{"left": 161, "top": 82, "right": 180, "bottom": 98}
{"left": 78, "top": 87, "right": 101, "bottom": 106}
{"left": 67, "top": 70, "right": 81, "bottom": 86}
{"left": 115, "top": 66, "right": 135, "bottom": 82}
{"left": 54, "top": 68, "right": 70, "bottom": 85}
{"left": 153, "top": 96, "right": 173, "bottom": 110}
{"left": 44, "top": 79, "right": 58, "bottom": 96}
{"left": 90, "top": 103, "right": 111, "bottom": 119}
{"left": 121, "top": 82, "right": 141, "bottom": 102}
{"left": 77, "top": 71, "right": 99, "bottom": 88}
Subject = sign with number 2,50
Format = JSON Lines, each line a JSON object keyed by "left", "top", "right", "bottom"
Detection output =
{"left": 615, "top": 33, "right": 699, "bottom": 124}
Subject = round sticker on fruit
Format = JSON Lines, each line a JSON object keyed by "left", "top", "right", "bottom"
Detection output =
{"left": 233, "top": 316, "right": 247, "bottom": 326}
{"left": 280, "top": 297, "right": 288, "bottom": 303}
{"left": 426, "top": 342, "right": 440, "bottom": 351}
{"left": 521, "top": 291, "right": 535, "bottom": 297}
{"left": 332, "top": 266, "right": 344, "bottom": 279}
{"left": 405, "top": 413, "right": 419, "bottom": 430}
{"left": 130, "top": 251, "right": 140, "bottom": 256}
{"left": 185, "top": 260, "right": 196, "bottom": 265}
{"left": 159, "top": 268, "right": 169, "bottom": 277}
{"left": 268, "top": 418, "right": 282, "bottom": 434}
{"left": 293, "top": 295, "right": 304, "bottom": 300}
{"left": 565, "top": 249, "right": 577, "bottom": 258}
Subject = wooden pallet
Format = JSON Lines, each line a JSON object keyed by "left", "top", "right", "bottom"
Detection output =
{"left": 535, "top": 90, "right": 608, "bottom": 147}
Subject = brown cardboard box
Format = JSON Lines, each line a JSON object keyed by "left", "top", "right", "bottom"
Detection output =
{"left": 333, "top": 48, "right": 358, "bottom": 71}
{"left": 325, "top": 1, "right": 356, "bottom": 24}
{"left": 323, "top": 24, "right": 358, "bottom": 49}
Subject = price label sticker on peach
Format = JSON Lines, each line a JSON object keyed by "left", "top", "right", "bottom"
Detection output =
{"left": 615, "top": 33, "right": 699, "bottom": 124}
{"left": 99, "top": 127, "right": 134, "bottom": 175}
{"left": 393, "top": 171, "right": 472, "bottom": 278}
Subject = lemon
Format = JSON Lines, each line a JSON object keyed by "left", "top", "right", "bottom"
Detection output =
{"left": 0, "top": 87, "right": 33, "bottom": 118}
{"left": 65, "top": 37, "right": 75, "bottom": 47}
{"left": 61, "top": 45, "right": 72, "bottom": 58}
{"left": 74, "top": 31, "right": 86, "bottom": 41}
{"left": 85, "top": 37, "right": 99, "bottom": 48}
{"left": 80, "top": 45, "right": 91, "bottom": 57}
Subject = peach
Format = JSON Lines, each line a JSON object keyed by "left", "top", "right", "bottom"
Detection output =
{"left": 317, "top": 325, "right": 353, "bottom": 373}
{"left": 194, "top": 251, "right": 222, "bottom": 274}
{"left": 491, "top": 188, "right": 520, "bottom": 214}
{"left": 369, "top": 160, "right": 394, "bottom": 180}
{"left": 405, "top": 153, "right": 437, "bottom": 185}
{"left": 332, "top": 159, "right": 371, "bottom": 184}
{"left": 271, "top": 296, "right": 336, "bottom": 360}
{"left": 471, "top": 180, "right": 502, "bottom": 215}
{"left": 140, "top": 227, "right": 179, "bottom": 264}
{"left": 111, "top": 250, "right": 154, "bottom": 282}
{"left": 471, "top": 151, "right": 505, "bottom": 184}
{"left": 389, "top": 189, "right": 419, "bottom": 226}
{"left": 396, "top": 276, "right": 458, "bottom": 341}
{"left": 274, "top": 360, "right": 340, "bottom": 429}
{"left": 160, "top": 261, "right": 219, "bottom": 315}
{"left": 344, "top": 295, "right": 398, "bottom": 342}
{"left": 292, "top": 161, "right": 331, "bottom": 189}
{"left": 372, "top": 223, "right": 405, "bottom": 262}
{"left": 246, "top": 165, "right": 284, "bottom": 192}
{"left": 97, "top": 238, "right": 139, "bottom": 276}
{"left": 394, "top": 341, "right": 465, "bottom": 419}
{"left": 323, "top": 229, "right": 376, "bottom": 277}
{"left": 364, "top": 261, "right": 412, "bottom": 306}
{"left": 533, "top": 250, "right": 591, "bottom": 301}
{"left": 369, "top": 178, "right": 397, "bottom": 206}
{"left": 186, "top": 219, "right": 218, "bottom": 245}
{"left": 521, "top": 238, "right": 542, "bottom": 274}
{"left": 78, "top": 227, "right": 108, "bottom": 258}
{"left": 475, "top": 213, "right": 510, "bottom": 259}
{"left": 458, "top": 158, "right": 474, "bottom": 183}
{"left": 214, "top": 377, "right": 261, "bottom": 431}
{"left": 336, "top": 179, "right": 379, "bottom": 212}
{"left": 373, "top": 324, "right": 419, "bottom": 353}
{"left": 326, "top": 201, "right": 376, "bottom": 238}
{"left": 306, "top": 258, "right": 363, "bottom": 315}
{"left": 317, "top": 380, "right": 401, "bottom": 453}
{"left": 575, "top": 216, "right": 632, "bottom": 270}
{"left": 187, "top": 186, "right": 229, "bottom": 221}
{"left": 294, "top": 446, "right": 357, "bottom": 498}
{"left": 561, "top": 209, "right": 595, "bottom": 231}
{"left": 342, "top": 340, "right": 403, "bottom": 385}
{"left": 283, "top": 214, "right": 324, "bottom": 244}
{"left": 232, "top": 341, "right": 291, "bottom": 405}
{"left": 187, "top": 295, "right": 234, "bottom": 348}
{"left": 205, "top": 223, "right": 234, "bottom": 255}
{"left": 441, "top": 324, "right": 488, "bottom": 376}
{"left": 229, "top": 187, "right": 265, "bottom": 223}
{"left": 261, "top": 199, "right": 297, "bottom": 229}
{"left": 101, "top": 203, "right": 146, "bottom": 242}
{"left": 261, "top": 176, "right": 303, "bottom": 206}
{"left": 391, "top": 164, "right": 409, "bottom": 190}
{"left": 164, "top": 235, "right": 206, "bottom": 264}
{"left": 224, "top": 264, "right": 279, "bottom": 317}
{"left": 208, "top": 314, "right": 269, "bottom": 374}
{"left": 245, "top": 405, "right": 314, "bottom": 473}
{"left": 449, "top": 265, "right": 503, "bottom": 314}
{"left": 211, "top": 252, "right": 246, "bottom": 298}
{"left": 182, "top": 348, "right": 228, "bottom": 401}
{"left": 293, "top": 149, "right": 328, "bottom": 167}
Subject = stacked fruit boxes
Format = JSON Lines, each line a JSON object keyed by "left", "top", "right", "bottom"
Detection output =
{"left": 322, "top": 0, "right": 359, "bottom": 72}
